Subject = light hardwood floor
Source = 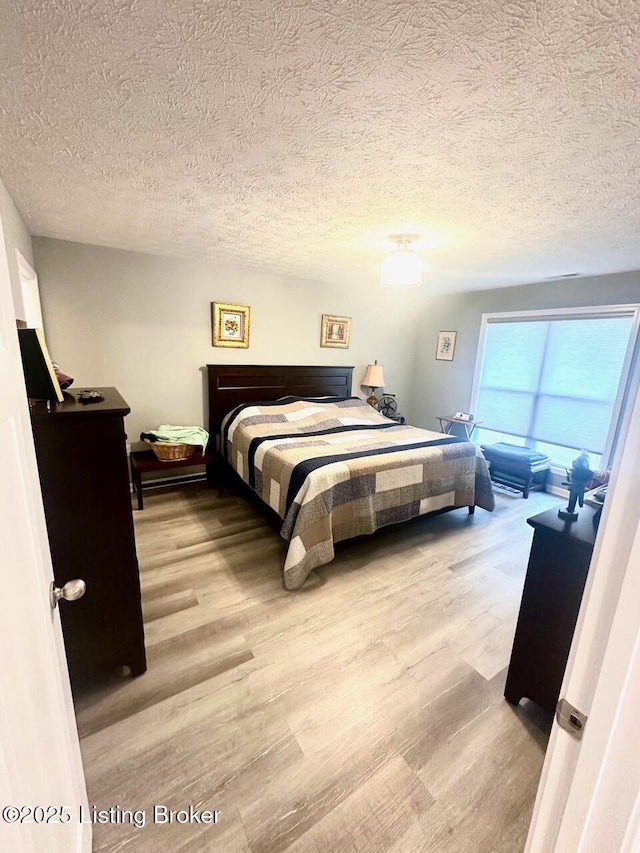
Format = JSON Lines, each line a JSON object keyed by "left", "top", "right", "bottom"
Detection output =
{"left": 74, "top": 483, "right": 559, "bottom": 852}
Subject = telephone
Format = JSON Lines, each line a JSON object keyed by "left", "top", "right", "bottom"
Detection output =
{"left": 454, "top": 412, "right": 474, "bottom": 422}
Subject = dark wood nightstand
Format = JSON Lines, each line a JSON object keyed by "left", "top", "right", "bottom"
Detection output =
{"left": 130, "top": 449, "right": 213, "bottom": 510}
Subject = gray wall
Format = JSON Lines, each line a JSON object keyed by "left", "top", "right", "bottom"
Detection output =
{"left": 411, "top": 271, "right": 640, "bottom": 432}
{"left": 29, "top": 234, "right": 640, "bottom": 464}
{"left": 34, "top": 237, "right": 422, "bottom": 448}
{"left": 0, "top": 176, "right": 33, "bottom": 319}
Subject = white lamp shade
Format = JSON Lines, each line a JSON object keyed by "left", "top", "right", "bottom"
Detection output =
{"left": 362, "top": 363, "right": 386, "bottom": 388}
{"left": 380, "top": 248, "right": 423, "bottom": 288}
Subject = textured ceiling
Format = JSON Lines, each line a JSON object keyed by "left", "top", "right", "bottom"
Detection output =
{"left": 0, "top": 0, "right": 639, "bottom": 290}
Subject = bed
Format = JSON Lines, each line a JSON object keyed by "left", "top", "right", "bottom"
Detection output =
{"left": 206, "top": 365, "right": 495, "bottom": 590}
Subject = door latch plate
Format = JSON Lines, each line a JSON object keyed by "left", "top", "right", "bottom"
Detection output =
{"left": 556, "top": 698, "right": 587, "bottom": 741}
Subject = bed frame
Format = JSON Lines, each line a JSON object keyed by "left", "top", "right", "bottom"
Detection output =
{"left": 205, "top": 363, "right": 354, "bottom": 488}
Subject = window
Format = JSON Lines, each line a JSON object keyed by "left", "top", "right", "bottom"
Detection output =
{"left": 471, "top": 308, "right": 638, "bottom": 468}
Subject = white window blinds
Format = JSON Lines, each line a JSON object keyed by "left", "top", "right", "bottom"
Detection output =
{"left": 475, "top": 313, "right": 635, "bottom": 459}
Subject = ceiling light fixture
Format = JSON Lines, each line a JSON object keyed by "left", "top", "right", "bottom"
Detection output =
{"left": 380, "top": 236, "right": 423, "bottom": 288}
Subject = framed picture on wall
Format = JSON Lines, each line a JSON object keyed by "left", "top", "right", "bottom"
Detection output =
{"left": 17, "top": 328, "right": 64, "bottom": 401}
{"left": 212, "top": 302, "right": 250, "bottom": 348}
{"left": 436, "top": 330, "right": 456, "bottom": 361}
{"left": 320, "top": 314, "right": 351, "bottom": 348}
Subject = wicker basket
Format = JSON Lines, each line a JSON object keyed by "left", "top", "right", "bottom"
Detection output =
{"left": 144, "top": 439, "right": 197, "bottom": 462}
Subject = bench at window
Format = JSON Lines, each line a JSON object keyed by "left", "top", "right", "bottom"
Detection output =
{"left": 481, "top": 443, "right": 550, "bottom": 498}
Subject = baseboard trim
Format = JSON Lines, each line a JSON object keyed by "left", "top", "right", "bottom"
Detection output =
{"left": 547, "top": 483, "right": 569, "bottom": 498}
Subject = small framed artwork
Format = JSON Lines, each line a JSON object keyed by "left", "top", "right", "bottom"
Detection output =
{"left": 436, "top": 330, "right": 457, "bottom": 361}
{"left": 212, "top": 302, "right": 250, "bottom": 348}
{"left": 321, "top": 314, "right": 351, "bottom": 348}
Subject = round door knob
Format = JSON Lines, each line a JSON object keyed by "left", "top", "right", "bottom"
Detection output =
{"left": 50, "top": 579, "right": 86, "bottom": 610}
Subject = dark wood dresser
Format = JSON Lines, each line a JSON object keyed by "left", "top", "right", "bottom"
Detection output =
{"left": 504, "top": 505, "right": 596, "bottom": 715}
{"left": 30, "top": 388, "right": 146, "bottom": 683}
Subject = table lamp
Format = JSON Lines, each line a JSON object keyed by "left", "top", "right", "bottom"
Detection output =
{"left": 362, "top": 360, "right": 386, "bottom": 407}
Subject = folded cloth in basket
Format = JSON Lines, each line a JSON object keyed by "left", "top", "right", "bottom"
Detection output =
{"left": 140, "top": 425, "right": 209, "bottom": 451}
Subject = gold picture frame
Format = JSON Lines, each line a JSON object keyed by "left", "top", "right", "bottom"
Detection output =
{"left": 212, "top": 302, "right": 250, "bottom": 348}
{"left": 320, "top": 314, "right": 351, "bottom": 349}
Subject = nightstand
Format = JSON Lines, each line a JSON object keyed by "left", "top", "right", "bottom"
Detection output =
{"left": 130, "top": 449, "right": 213, "bottom": 510}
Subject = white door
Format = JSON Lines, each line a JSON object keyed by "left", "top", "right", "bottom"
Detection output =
{"left": 0, "top": 216, "right": 90, "bottom": 850}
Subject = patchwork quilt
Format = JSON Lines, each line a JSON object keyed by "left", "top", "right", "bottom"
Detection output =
{"left": 221, "top": 397, "right": 495, "bottom": 590}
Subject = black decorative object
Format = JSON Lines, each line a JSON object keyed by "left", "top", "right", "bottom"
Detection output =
{"left": 78, "top": 389, "right": 105, "bottom": 404}
{"left": 558, "top": 452, "right": 594, "bottom": 521}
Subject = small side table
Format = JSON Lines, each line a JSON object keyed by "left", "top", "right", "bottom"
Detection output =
{"left": 437, "top": 415, "right": 481, "bottom": 440}
{"left": 130, "top": 449, "right": 213, "bottom": 510}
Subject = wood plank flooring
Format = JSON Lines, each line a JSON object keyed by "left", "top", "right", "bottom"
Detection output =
{"left": 74, "top": 483, "right": 558, "bottom": 852}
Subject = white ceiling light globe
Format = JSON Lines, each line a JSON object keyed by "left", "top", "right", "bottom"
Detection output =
{"left": 380, "top": 246, "right": 423, "bottom": 288}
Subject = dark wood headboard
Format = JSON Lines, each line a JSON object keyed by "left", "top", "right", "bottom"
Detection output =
{"left": 206, "top": 364, "right": 354, "bottom": 436}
